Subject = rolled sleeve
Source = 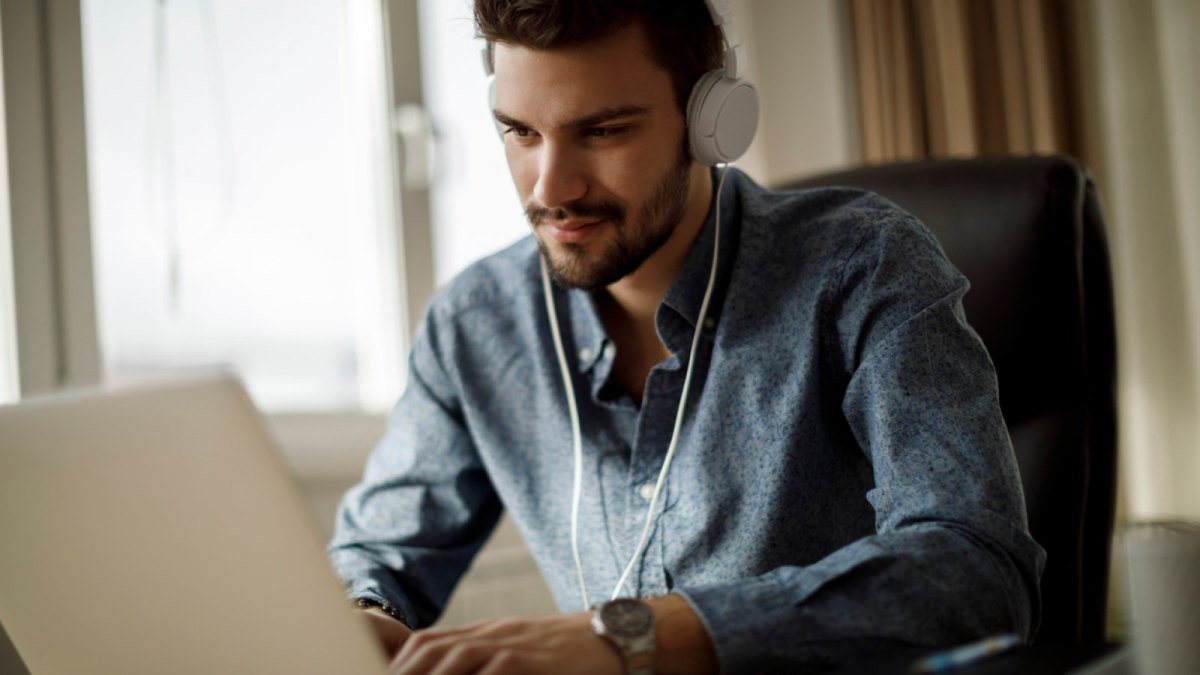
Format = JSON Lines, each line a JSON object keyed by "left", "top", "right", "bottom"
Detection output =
{"left": 327, "top": 311, "right": 503, "bottom": 629}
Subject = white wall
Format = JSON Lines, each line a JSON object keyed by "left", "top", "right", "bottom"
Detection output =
{"left": 734, "top": 0, "right": 857, "bottom": 186}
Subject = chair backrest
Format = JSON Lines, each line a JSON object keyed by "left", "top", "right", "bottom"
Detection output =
{"left": 780, "top": 155, "right": 1118, "bottom": 644}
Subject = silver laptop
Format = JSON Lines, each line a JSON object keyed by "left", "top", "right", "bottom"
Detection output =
{"left": 0, "top": 373, "right": 387, "bottom": 675}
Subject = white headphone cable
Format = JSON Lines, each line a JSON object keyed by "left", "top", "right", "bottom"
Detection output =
{"left": 542, "top": 164, "right": 732, "bottom": 609}
{"left": 609, "top": 163, "right": 728, "bottom": 601}
{"left": 540, "top": 254, "right": 590, "bottom": 609}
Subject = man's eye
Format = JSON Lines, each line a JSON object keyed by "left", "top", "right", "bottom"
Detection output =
{"left": 505, "top": 127, "right": 535, "bottom": 138}
{"left": 585, "top": 126, "right": 626, "bottom": 138}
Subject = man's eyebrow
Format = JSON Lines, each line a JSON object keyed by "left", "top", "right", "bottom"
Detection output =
{"left": 492, "top": 105, "right": 652, "bottom": 132}
{"left": 564, "top": 105, "right": 651, "bottom": 130}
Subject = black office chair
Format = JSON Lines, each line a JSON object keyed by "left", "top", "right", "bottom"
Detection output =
{"left": 780, "top": 155, "right": 1117, "bottom": 645}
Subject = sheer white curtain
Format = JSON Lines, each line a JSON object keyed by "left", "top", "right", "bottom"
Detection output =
{"left": 1074, "top": 0, "right": 1200, "bottom": 521}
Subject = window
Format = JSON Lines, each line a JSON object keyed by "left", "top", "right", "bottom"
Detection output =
{"left": 81, "top": 0, "right": 406, "bottom": 412}
{"left": 416, "top": 0, "right": 526, "bottom": 285}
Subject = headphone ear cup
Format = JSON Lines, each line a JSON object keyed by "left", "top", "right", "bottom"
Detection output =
{"left": 686, "top": 69, "right": 760, "bottom": 166}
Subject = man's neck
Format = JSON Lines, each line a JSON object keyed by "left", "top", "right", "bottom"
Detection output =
{"left": 593, "top": 164, "right": 714, "bottom": 405}
{"left": 602, "top": 164, "right": 714, "bottom": 322}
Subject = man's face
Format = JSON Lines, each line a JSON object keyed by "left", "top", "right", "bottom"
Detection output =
{"left": 491, "top": 23, "right": 695, "bottom": 291}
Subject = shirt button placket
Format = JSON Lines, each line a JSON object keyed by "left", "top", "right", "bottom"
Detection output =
{"left": 644, "top": 484, "right": 668, "bottom": 597}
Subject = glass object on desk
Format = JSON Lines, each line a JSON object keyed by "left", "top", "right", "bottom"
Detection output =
{"left": 1123, "top": 521, "right": 1200, "bottom": 675}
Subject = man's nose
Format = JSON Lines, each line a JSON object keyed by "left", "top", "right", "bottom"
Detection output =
{"left": 532, "top": 141, "right": 587, "bottom": 211}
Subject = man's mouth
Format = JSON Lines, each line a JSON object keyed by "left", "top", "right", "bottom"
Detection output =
{"left": 543, "top": 219, "right": 606, "bottom": 244}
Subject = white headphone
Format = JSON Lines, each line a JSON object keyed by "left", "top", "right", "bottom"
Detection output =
{"left": 481, "top": 0, "right": 759, "bottom": 166}
{"left": 686, "top": 0, "right": 759, "bottom": 165}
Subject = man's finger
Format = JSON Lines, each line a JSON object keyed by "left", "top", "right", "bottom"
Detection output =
{"left": 427, "top": 641, "right": 513, "bottom": 675}
{"left": 474, "top": 647, "right": 537, "bottom": 675}
{"left": 394, "top": 635, "right": 505, "bottom": 675}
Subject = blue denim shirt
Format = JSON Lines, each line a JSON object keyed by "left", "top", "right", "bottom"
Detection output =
{"left": 329, "top": 168, "right": 1045, "bottom": 672}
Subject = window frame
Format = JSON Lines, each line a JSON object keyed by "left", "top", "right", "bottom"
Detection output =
{"left": 2, "top": 0, "right": 101, "bottom": 398}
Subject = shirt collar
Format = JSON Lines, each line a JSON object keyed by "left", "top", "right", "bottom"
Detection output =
{"left": 658, "top": 166, "right": 742, "bottom": 351}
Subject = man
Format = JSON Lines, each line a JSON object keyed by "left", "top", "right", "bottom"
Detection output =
{"left": 328, "top": 1, "right": 1045, "bottom": 673}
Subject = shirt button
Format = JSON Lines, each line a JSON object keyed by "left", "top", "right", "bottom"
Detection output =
{"left": 703, "top": 316, "right": 717, "bottom": 330}
{"left": 638, "top": 481, "right": 657, "bottom": 502}
{"left": 578, "top": 347, "right": 593, "bottom": 363}
{"left": 603, "top": 342, "right": 617, "bottom": 360}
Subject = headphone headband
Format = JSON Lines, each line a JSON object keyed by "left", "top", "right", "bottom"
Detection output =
{"left": 702, "top": 0, "right": 745, "bottom": 79}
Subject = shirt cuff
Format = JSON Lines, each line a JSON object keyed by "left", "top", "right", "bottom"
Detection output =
{"left": 354, "top": 595, "right": 411, "bottom": 628}
{"left": 676, "top": 574, "right": 809, "bottom": 673}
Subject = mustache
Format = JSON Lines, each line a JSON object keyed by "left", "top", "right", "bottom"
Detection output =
{"left": 525, "top": 199, "right": 624, "bottom": 227}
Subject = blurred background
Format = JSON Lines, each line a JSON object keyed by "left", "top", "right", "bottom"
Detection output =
{"left": 1, "top": 0, "right": 1196, "bottom": 634}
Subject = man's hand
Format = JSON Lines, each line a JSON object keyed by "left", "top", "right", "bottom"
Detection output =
{"left": 388, "top": 612, "right": 622, "bottom": 675}
{"left": 383, "top": 594, "right": 717, "bottom": 674}
{"left": 360, "top": 607, "right": 414, "bottom": 659}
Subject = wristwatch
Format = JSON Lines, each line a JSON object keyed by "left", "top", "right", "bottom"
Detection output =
{"left": 591, "top": 598, "right": 656, "bottom": 675}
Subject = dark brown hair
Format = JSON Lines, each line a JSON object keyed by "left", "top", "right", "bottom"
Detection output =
{"left": 474, "top": 0, "right": 724, "bottom": 113}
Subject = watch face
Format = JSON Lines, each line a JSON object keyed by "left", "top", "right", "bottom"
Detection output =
{"left": 600, "top": 599, "right": 653, "bottom": 638}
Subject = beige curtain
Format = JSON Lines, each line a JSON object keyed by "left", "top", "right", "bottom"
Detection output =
{"left": 849, "top": 0, "right": 1077, "bottom": 162}
{"left": 1072, "top": 0, "right": 1200, "bottom": 524}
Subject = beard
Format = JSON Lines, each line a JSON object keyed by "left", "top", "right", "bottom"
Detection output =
{"left": 526, "top": 144, "right": 693, "bottom": 292}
